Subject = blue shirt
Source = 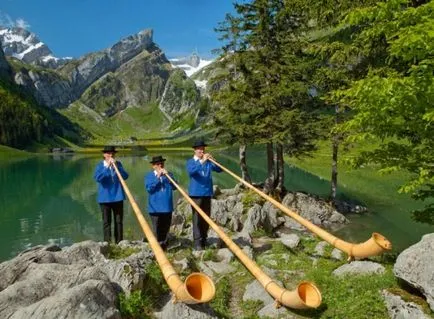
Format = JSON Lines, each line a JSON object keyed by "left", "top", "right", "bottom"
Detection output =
{"left": 94, "top": 160, "right": 128, "bottom": 203}
{"left": 187, "top": 157, "right": 222, "bottom": 197}
{"left": 145, "top": 171, "right": 176, "bottom": 213}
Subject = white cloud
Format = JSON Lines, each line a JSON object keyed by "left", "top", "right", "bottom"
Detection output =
{"left": 0, "top": 12, "right": 30, "bottom": 29}
{"left": 16, "top": 18, "right": 30, "bottom": 29}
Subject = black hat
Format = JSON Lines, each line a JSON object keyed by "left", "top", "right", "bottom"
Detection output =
{"left": 102, "top": 146, "right": 117, "bottom": 153}
{"left": 150, "top": 155, "right": 166, "bottom": 164}
{"left": 192, "top": 139, "right": 208, "bottom": 148}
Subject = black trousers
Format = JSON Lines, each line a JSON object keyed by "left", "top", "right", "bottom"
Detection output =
{"left": 149, "top": 213, "right": 172, "bottom": 245}
{"left": 191, "top": 196, "right": 211, "bottom": 244}
{"left": 100, "top": 201, "right": 123, "bottom": 243}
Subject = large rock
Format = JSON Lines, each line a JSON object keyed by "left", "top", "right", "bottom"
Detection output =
{"left": 154, "top": 295, "right": 218, "bottom": 319}
{"left": 210, "top": 198, "right": 229, "bottom": 226}
{"left": 282, "top": 192, "right": 348, "bottom": 228}
{"left": 0, "top": 241, "right": 153, "bottom": 318}
{"left": 8, "top": 280, "right": 120, "bottom": 319}
{"left": 394, "top": 233, "right": 434, "bottom": 311}
{"left": 332, "top": 261, "right": 385, "bottom": 277}
{"left": 241, "top": 204, "right": 268, "bottom": 235}
{"left": 243, "top": 280, "right": 275, "bottom": 305}
{"left": 382, "top": 290, "right": 432, "bottom": 319}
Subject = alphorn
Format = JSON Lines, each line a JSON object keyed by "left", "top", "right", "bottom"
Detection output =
{"left": 112, "top": 162, "right": 215, "bottom": 303}
{"left": 209, "top": 158, "right": 392, "bottom": 260}
{"left": 164, "top": 172, "right": 322, "bottom": 309}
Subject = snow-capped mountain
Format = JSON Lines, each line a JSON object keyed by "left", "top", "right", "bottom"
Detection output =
{"left": 0, "top": 26, "right": 71, "bottom": 68}
{"left": 170, "top": 52, "right": 213, "bottom": 77}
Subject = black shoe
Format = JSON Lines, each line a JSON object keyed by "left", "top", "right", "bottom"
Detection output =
{"left": 201, "top": 239, "right": 207, "bottom": 248}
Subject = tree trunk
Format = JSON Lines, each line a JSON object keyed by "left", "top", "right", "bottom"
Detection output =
{"left": 239, "top": 144, "right": 251, "bottom": 183}
{"left": 276, "top": 143, "right": 284, "bottom": 196}
{"left": 263, "top": 143, "right": 275, "bottom": 194}
{"left": 330, "top": 135, "right": 338, "bottom": 203}
{"left": 330, "top": 105, "right": 340, "bottom": 203}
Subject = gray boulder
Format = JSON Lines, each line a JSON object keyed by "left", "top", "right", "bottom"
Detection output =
{"left": 332, "top": 261, "right": 385, "bottom": 277}
{"left": 314, "top": 241, "right": 330, "bottom": 257}
{"left": 258, "top": 303, "right": 295, "bottom": 318}
{"left": 243, "top": 280, "right": 274, "bottom": 305}
{"left": 9, "top": 280, "right": 120, "bottom": 319}
{"left": 241, "top": 204, "right": 267, "bottom": 235}
{"left": 282, "top": 192, "right": 348, "bottom": 228}
{"left": 154, "top": 295, "right": 218, "bottom": 319}
{"left": 211, "top": 198, "right": 229, "bottom": 226}
{"left": 0, "top": 241, "right": 152, "bottom": 318}
{"left": 394, "top": 233, "right": 434, "bottom": 311}
{"left": 279, "top": 233, "right": 300, "bottom": 249}
{"left": 262, "top": 201, "right": 284, "bottom": 229}
{"left": 382, "top": 290, "right": 432, "bottom": 319}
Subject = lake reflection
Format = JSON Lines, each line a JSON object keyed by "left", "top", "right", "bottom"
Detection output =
{"left": 0, "top": 150, "right": 432, "bottom": 261}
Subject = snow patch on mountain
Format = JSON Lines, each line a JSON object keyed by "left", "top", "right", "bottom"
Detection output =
{"left": 0, "top": 26, "right": 71, "bottom": 68}
{"left": 170, "top": 53, "right": 213, "bottom": 77}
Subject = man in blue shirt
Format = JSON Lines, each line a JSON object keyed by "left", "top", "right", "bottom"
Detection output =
{"left": 145, "top": 155, "right": 176, "bottom": 251}
{"left": 94, "top": 146, "right": 129, "bottom": 243}
{"left": 187, "top": 140, "right": 222, "bottom": 250}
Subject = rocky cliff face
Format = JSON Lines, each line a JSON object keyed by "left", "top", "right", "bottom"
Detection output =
{"left": 79, "top": 44, "right": 170, "bottom": 117}
{"left": 8, "top": 29, "right": 159, "bottom": 109}
{"left": 159, "top": 69, "right": 200, "bottom": 121}
{"left": 64, "top": 29, "right": 154, "bottom": 96}
{"left": 14, "top": 68, "right": 74, "bottom": 107}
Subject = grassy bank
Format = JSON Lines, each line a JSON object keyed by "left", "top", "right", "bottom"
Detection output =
{"left": 0, "top": 145, "right": 31, "bottom": 160}
{"left": 111, "top": 235, "right": 434, "bottom": 319}
{"left": 286, "top": 140, "right": 422, "bottom": 214}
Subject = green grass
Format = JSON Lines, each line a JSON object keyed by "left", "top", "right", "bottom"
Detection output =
{"left": 287, "top": 140, "right": 414, "bottom": 207}
{"left": 202, "top": 248, "right": 219, "bottom": 262}
{"left": 252, "top": 240, "right": 402, "bottom": 319}
{"left": 60, "top": 101, "right": 169, "bottom": 142}
{"left": 242, "top": 190, "right": 265, "bottom": 212}
{"left": 119, "top": 261, "right": 169, "bottom": 318}
{"left": 210, "top": 276, "right": 232, "bottom": 318}
{"left": 240, "top": 300, "right": 264, "bottom": 319}
{"left": 0, "top": 145, "right": 31, "bottom": 158}
{"left": 119, "top": 290, "right": 154, "bottom": 319}
{"left": 106, "top": 244, "right": 141, "bottom": 260}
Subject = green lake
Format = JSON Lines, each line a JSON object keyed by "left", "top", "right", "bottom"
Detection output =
{"left": 0, "top": 149, "right": 432, "bottom": 261}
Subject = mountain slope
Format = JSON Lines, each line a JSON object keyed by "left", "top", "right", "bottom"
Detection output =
{"left": 0, "top": 47, "right": 84, "bottom": 149}
{"left": 2, "top": 28, "right": 208, "bottom": 143}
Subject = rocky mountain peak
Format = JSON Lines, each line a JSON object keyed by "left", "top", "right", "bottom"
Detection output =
{"left": 0, "top": 26, "right": 71, "bottom": 68}
{"left": 107, "top": 29, "right": 153, "bottom": 63}
{"left": 170, "top": 52, "right": 213, "bottom": 77}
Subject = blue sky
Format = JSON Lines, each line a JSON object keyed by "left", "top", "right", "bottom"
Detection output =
{"left": 0, "top": 0, "right": 235, "bottom": 59}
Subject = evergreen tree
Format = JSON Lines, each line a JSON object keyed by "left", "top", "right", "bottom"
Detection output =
{"left": 214, "top": 0, "right": 322, "bottom": 194}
